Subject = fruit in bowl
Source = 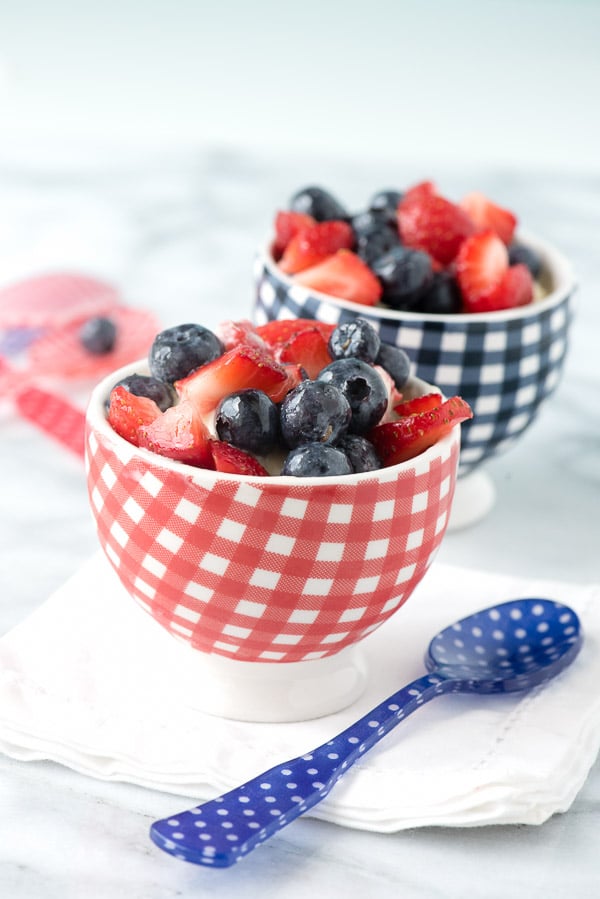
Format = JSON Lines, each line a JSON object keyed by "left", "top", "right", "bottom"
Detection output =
{"left": 85, "top": 317, "right": 469, "bottom": 721}
{"left": 268, "top": 182, "right": 547, "bottom": 315}
{"left": 254, "top": 183, "right": 575, "bottom": 514}
{"left": 105, "top": 317, "right": 471, "bottom": 477}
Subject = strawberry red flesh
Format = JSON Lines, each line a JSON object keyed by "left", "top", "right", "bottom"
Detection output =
{"left": 398, "top": 191, "right": 475, "bottom": 267}
{"left": 255, "top": 318, "right": 335, "bottom": 349}
{"left": 107, "top": 386, "right": 162, "bottom": 446}
{"left": 175, "top": 344, "right": 295, "bottom": 418}
{"left": 369, "top": 395, "right": 472, "bottom": 465}
{"left": 464, "top": 262, "right": 534, "bottom": 313}
{"left": 460, "top": 192, "right": 517, "bottom": 245}
{"left": 276, "top": 327, "right": 332, "bottom": 379}
{"left": 273, "top": 211, "right": 315, "bottom": 258}
{"left": 138, "top": 400, "right": 213, "bottom": 467}
{"left": 455, "top": 230, "right": 509, "bottom": 308}
{"left": 279, "top": 220, "right": 355, "bottom": 274}
{"left": 210, "top": 440, "right": 269, "bottom": 476}
{"left": 394, "top": 393, "right": 443, "bottom": 416}
{"left": 293, "top": 249, "right": 383, "bottom": 306}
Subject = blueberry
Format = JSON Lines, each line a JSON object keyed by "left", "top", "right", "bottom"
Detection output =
{"left": 351, "top": 209, "right": 395, "bottom": 235}
{"left": 508, "top": 243, "right": 542, "bottom": 279}
{"left": 149, "top": 323, "right": 224, "bottom": 383}
{"left": 79, "top": 316, "right": 117, "bottom": 354}
{"left": 328, "top": 319, "right": 381, "bottom": 363}
{"left": 317, "top": 358, "right": 388, "bottom": 434}
{"left": 108, "top": 373, "right": 174, "bottom": 412}
{"left": 337, "top": 434, "right": 381, "bottom": 473}
{"left": 372, "top": 246, "right": 434, "bottom": 310}
{"left": 375, "top": 342, "right": 411, "bottom": 390}
{"left": 368, "top": 189, "right": 404, "bottom": 225}
{"left": 355, "top": 222, "right": 401, "bottom": 267}
{"left": 417, "top": 272, "right": 462, "bottom": 314}
{"left": 280, "top": 380, "right": 351, "bottom": 448}
{"left": 290, "top": 186, "right": 348, "bottom": 222}
{"left": 282, "top": 443, "right": 352, "bottom": 477}
{"left": 216, "top": 389, "right": 280, "bottom": 456}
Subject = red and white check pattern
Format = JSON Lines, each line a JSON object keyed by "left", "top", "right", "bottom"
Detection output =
{"left": 86, "top": 425, "right": 459, "bottom": 663}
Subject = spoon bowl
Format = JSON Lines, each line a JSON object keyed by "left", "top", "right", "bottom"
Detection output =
{"left": 426, "top": 598, "right": 582, "bottom": 692}
{"left": 150, "top": 597, "right": 582, "bottom": 867}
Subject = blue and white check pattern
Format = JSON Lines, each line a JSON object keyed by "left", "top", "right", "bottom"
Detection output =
{"left": 253, "top": 254, "right": 575, "bottom": 476}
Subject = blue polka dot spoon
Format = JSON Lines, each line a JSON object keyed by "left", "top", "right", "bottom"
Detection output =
{"left": 150, "top": 598, "right": 582, "bottom": 868}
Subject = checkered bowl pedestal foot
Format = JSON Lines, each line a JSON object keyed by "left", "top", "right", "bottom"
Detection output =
{"left": 85, "top": 362, "right": 461, "bottom": 721}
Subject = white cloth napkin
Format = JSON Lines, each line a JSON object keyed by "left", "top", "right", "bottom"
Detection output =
{"left": 1, "top": 551, "right": 599, "bottom": 831}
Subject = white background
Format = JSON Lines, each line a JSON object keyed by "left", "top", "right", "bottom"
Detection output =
{"left": 0, "top": 0, "right": 599, "bottom": 172}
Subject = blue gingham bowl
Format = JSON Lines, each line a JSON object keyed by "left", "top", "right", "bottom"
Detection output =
{"left": 252, "top": 231, "right": 575, "bottom": 485}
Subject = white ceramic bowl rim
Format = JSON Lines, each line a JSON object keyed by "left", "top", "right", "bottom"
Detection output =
{"left": 260, "top": 228, "right": 576, "bottom": 325}
{"left": 88, "top": 360, "right": 460, "bottom": 488}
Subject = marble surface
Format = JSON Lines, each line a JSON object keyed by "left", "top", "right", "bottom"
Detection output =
{"left": 1, "top": 150, "right": 599, "bottom": 898}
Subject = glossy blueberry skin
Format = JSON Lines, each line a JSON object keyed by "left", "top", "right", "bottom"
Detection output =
{"left": 509, "top": 242, "right": 543, "bottom": 279}
{"left": 280, "top": 380, "right": 351, "bottom": 448}
{"left": 216, "top": 389, "right": 280, "bottom": 456}
{"left": 417, "top": 272, "right": 463, "bottom": 314}
{"left": 328, "top": 319, "right": 381, "bottom": 363}
{"left": 317, "top": 358, "right": 388, "bottom": 434}
{"left": 79, "top": 316, "right": 117, "bottom": 354}
{"left": 149, "top": 323, "right": 224, "bottom": 383}
{"left": 355, "top": 222, "right": 401, "bottom": 267}
{"left": 375, "top": 342, "right": 411, "bottom": 390}
{"left": 369, "top": 188, "right": 404, "bottom": 224}
{"left": 290, "top": 186, "right": 349, "bottom": 222}
{"left": 281, "top": 443, "right": 352, "bottom": 477}
{"left": 108, "top": 373, "right": 175, "bottom": 412}
{"left": 372, "top": 246, "right": 434, "bottom": 310}
{"left": 351, "top": 209, "right": 395, "bottom": 235}
{"left": 337, "top": 434, "right": 381, "bottom": 473}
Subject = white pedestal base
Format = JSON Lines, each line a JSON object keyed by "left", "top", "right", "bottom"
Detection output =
{"left": 179, "top": 643, "right": 368, "bottom": 723}
{"left": 448, "top": 469, "right": 497, "bottom": 531}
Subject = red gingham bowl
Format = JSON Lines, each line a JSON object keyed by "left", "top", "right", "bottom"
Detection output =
{"left": 85, "top": 361, "right": 460, "bottom": 718}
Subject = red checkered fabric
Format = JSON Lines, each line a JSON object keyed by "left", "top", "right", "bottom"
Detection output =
{"left": 16, "top": 387, "right": 86, "bottom": 457}
{"left": 0, "top": 272, "right": 119, "bottom": 328}
{"left": 86, "top": 424, "right": 459, "bottom": 663}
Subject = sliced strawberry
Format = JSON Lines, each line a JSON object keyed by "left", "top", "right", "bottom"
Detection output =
{"left": 398, "top": 190, "right": 475, "bottom": 267}
{"left": 369, "top": 395, "right": 472, "bottom": 466}
{"left": 215, "top": 319, "right": 266, "bottom": 352}
{"left": 460, "top": 192, "right": 517, "bottom": 245}
{"left": 107, "top": 386, "right": 162, "bottom": 446}
{"left": 138, "top": 400, "right": 213, "bottom": 467}
{"left": 394, "top": 393, "right": 443, "bottom": 416}
{"left": 455, "top": 230, "right": 509, "bottom": 309}
{"left": 255, "top": 318, "right": 336, "bottom": 349}
{"left": 210, "top": 440, "right": 269, "bottom": 476}
{"left": 272, "top": 210, "right": 316, "bottom": 257}
{"left": 175, "top": 344, "right": 295, "bottom": 418}
{"left": 277, "top": 327, "right": 332, "bottom": 379}
{"left": 279, "top": 220, "right": 355, "bottom": 274}
{"left": 292, "top": 250, "right": 383, "bottom": 306}
{"left": 402, "top": 181, "right": 437, "bottom": 204}
{"left": 465, "top": 263, "right": 534, "bottom": 314}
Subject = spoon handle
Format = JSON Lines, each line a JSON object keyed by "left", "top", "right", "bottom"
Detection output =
{"left": 150, "top": 672, "right": 454, "bottom": 867}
